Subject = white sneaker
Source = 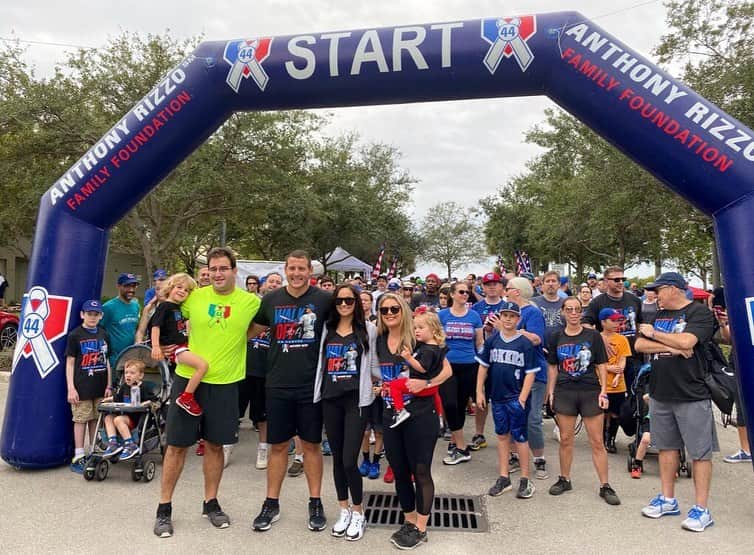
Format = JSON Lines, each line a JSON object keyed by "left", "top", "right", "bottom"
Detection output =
{"left": 346, "top": 510, "right": 366, "bottom": 541}
{"left": 552, "top": 424, "right": 561, "bottom": 442}
{"left": 390, "top": 408, "right": 411, "bottom": 429}
{"left": 223, "top": 445, "right": 233, "bottom": 468}
{"left": 332, "top": 507, "right": 352, "bottom": 537}
{"left": 256, "top": 446, "right": 269, "bottom": 470}
{"left": 681, "top": 505, "right": 713, "bottom": 532}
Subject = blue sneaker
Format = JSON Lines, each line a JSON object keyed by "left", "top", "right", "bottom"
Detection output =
{"left": 102, "top": 440, "right": 123, "bottom": 459}
{"left": 723, "top": 449, "right": 752, "bottom": 463}
{"left": 70, "top": 457, "right": 86, "bottom": 474}
{"left": 359, "top": 459, "right": 371, "bottom": 477}
{"left": 119, "top": 442, "right": 140, "bottom": 461}
{"left": 368, "top": 461, "right": 380, "bottom": 480}
{"left": 322, "top": 439, "right": 332, "bottom": 456}
{"left": 641, "top": 494, "right": 680, "bottom": 519}
{"left": 682, "top": 505, "right": 714, "bottom": 532}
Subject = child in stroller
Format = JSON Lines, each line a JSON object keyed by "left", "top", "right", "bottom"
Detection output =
{"left": 84, "top": 344, "right": 170, "bottom": 482}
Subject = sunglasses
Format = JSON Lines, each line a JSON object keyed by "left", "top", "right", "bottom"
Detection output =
{"left": 456, "top": 290, "right": 469, "bottom": 295}
{"left": 563, "top": 307, "right": 583, "bottom": 313}
{"left": 379, "top": 306, "right": 401, "bottom": 315}
{"left": 335, "top": 297, "right": 356, "bottom": 306}
{"left": 608, "top": 277, "right": 626, "bottom": 283}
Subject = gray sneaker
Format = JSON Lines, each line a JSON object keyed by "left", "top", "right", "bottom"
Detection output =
{"left": 534, "top": 459, "right": 549, "bottom": 480}
{"left": 288, "top": 459, "right": 304, "bottom": 477}
{"left": 443, "top": 448, "right": 471, "bottom": 465}
{"left": 202, "top": 499, "right": 230, "bottom": 528}
{"left": 488, "top": 476, "right": 512, "bottom": 497}
{"left": 154, "top": 514, "right": 173, "bottom": 538}
{"left": 508, "top": 455, "right": 520, "bottom": 474}
{"left": 516, "top": 477, "right": 536, "bottom": 499}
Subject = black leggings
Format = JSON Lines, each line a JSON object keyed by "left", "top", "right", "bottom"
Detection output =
{"left": 383, "top": 403, "right": 439, "bottom": 515}
{"left": 440, "top": 362, "right": 477, "bottom": 432}
{"left": 322, "top": 391, "right": 367, "bottom": 505}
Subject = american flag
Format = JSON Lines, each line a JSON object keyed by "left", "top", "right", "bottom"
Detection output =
{"left": 514, "top": 250, "right": 532, "bottom": 275}
{"left": 371, "top": 245, "right": 385, "bottom": 279}
{"left": 387, "top": 255, "right": 400, "bottom": 279}
{"left": 496, "top": 254, "right": 507, "bottom": 275}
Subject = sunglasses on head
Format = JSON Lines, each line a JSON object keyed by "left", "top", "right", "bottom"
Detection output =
{"left": 608, "top": 277, "right": 626, "bottom": 283}
{"left": 335, "top": 297, "right": 356, "bottom": 306}
{"left": 379, "top": 306, "right": 401, "bottom": 315}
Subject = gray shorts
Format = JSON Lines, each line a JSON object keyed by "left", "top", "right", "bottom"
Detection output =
{"left": 649, "top": 398, "right": 719, "bottom": 461}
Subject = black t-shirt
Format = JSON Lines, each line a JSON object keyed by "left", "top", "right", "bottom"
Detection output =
{"left": 246, "top": 329, "right": 270, "bottom": 378}
{"left": 547, "top": 327, "right": 608, "bottom": 390}
{"left": 113, "top": 380, "right": 158, "bottom": 403}
{"left": 321, "top": 330, "right": 363, "bottom": 399}
{"left": 151, "top": 301, "right": 188, "bottom": 345}
{"left": 376, "top": 335, "right": 433, "bottom": 415}
{"left": 408, "top": 343, "right": 446, "bottom": 381}
{"left": 647, "top": 302, "right": 715, "bottom": 402}
{"left": 66, "top": 326, "right": 110, "bottom": 400}
{"left": 583, "top": 292, "right": 642, "bottom": 360}
{"left": 253, "top": 286, "right": 332, "bottom": 389}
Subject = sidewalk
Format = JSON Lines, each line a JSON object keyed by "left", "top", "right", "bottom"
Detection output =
{"left": 0, "top": 380, "right": 752, "bottom": 554}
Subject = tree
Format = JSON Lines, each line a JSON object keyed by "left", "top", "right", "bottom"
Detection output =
{"left": 419, "top": 202, "right": 486, "bottom": 279}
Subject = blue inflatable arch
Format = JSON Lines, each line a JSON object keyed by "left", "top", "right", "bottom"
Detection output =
{"left": 4, "top": 11, "right": 754, "bottom": 468}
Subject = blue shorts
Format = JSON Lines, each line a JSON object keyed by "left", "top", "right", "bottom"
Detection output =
{"left": 492, "top": 399, "right": 529, "bottom": 443}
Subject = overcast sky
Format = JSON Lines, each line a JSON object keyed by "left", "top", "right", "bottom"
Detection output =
{"left": 2, "top": 0, "right": 672, "bottom": 278}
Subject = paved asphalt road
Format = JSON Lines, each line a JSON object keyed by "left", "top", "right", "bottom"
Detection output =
{"left": 0, "top": 378, "right": 752, "bottom": 554}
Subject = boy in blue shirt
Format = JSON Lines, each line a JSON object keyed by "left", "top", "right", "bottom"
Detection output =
{"left": 476, "top": 302, "right": 539, "bottom": 499}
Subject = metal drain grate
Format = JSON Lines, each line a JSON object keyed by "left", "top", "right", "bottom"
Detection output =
{"left": 363, "top": 492, "right": 488, "bottom": 532}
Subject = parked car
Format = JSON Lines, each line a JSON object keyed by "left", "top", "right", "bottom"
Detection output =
{"left": 1, "top": 311, "right": 19, "bottom": 351}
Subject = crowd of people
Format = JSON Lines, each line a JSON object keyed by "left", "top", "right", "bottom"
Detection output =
{"left": 62, "top": 252, "right": 746, "bottom": 548}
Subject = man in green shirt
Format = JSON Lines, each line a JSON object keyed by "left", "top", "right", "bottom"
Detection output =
{"left": 154, "top": 247, "right": 260, "bottom": 538}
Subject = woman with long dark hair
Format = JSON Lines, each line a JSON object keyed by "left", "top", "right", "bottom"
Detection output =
{"left": 376, "top": 293, "right": 452, "bottom": 549}
{"left": 313, "top": 284, "right": 378, "bottom": 541}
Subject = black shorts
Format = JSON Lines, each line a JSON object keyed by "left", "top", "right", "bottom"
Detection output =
{"left": 734, "top": 393, "right": 746, "bottom": 427}
{"left": 364, "top": 397, "right": 384, "bottom": 433}
{"left": 166, "top": 375, "right": 240, "bottom": 447}
{"left": 266, "top": 387, "right": 323, "bottom": 445}
{"left": 607, "top": 392, "right": 626, "bottom": 415}
{"left": 249, "top": 376, "right": 267, "bottom": 424}
{"left": 553, "top": 387, "right": 602, "bottom": 418}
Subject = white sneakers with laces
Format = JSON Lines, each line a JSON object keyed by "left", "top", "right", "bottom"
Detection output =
{"left": 332, "top": 507, "right": 351, "bottom": 537}
{"left": 346, "top": 510, "right": 366, "bottom": 541}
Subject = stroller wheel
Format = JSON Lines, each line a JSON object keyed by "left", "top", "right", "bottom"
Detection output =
{"left": 143, "top": 460, "right": 157, "bottom": 482}
{"left": 83, "top": 467, "right": 95, "bottom": 481}
{"left": 684, "top": 463, "right": 692, "bottom": 478}
{"left": 626, "top": 454, "right": 633, "bottom": 473}
{"left": 131, "top": 464, "right": 143, "bottom": 482}
{"left": 628, "top": 443, "right": 636, "bottom": 458}
{"left": 95, "top": 459, "right": 109, "bottom": 481}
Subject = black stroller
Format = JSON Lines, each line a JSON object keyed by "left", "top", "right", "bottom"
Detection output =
{"left": 83, "top": 345, "right": 170, "bottom": 482}
{"left": 625, "top": 363, "right": 691, "bottom": 477}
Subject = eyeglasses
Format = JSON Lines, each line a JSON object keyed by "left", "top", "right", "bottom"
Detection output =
{"left": 209, "top": 266, "right": 232, "bottom": 273}
{"left": 456, "top": 290, "right": 469, "bottom": 295}
{"left": 505, "top": 287, "right": 518, "bottom": 292}
{"left": 379, "top": 306, "right": 401, "bottom": 315}
{"left": 608, "top": 277, "right": 626, "bottom": 283}
{"left": 403, "top": 287, "right": 413, "bottom": 291}
{"left": 335, "top": 297, "right": 356, "bottom": 306}
{"left": 563, "top": 306, "right": 583, "bottom": 313}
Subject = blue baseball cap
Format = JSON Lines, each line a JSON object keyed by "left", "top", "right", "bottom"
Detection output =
{"left": 82, "top": 299, "right": 103, "bottom": 313}
{"left": 598, "top": 308, "right": 624, "bottom": 322}
{"left": 645, "top": 272, "right": 686, "bottom": 291}
{"left": 499, "top": 301, "right": 520, "bottom": 315}
{"left": 117, "top": 272, "right": 139, "bottom": 286}
{"left": 153, "top": 269, "right": 168, "bottom": 280}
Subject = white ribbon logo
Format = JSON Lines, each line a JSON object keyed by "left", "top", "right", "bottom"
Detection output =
{"left": 13, "top": 286, "right": 59, "bottom": 376}
{"left": 483, "top": 18, "right": 534, "bottom": 73}
{"left": 226, "top": 40, "right": 270, "bottom": 92}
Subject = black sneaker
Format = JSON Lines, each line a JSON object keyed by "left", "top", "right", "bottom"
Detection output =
{"left": 308, "top": 498, "right": 327, "bottom": 531}
{"left": 202, "top": 498, "right": 230, "bottom": 529}
{"left": 390, "top": 522, "right": 427, "bottom": 550}
{"left": 599, "top": 483, "right": 621, "bottom": 505}
{"left": 517, "top": 477, "right": 536, "bottom": 499}
{"left": 253, "top": 500, "right": 280, "bottom": 532}
{"left": 508, "top": 454, "right": 520, "bottom": 474}
{"left": 154, "top": 514, "right": 173, "bottom": 538}
{"left": 488, "top": 475, "right": 512, "bottom": 497}
{"left": 548, "top": 476, "right": 573, "bottom": 496}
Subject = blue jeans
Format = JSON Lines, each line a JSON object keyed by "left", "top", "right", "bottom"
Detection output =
{"left": 527, "top": 381, "right": 546, "bottom": 451}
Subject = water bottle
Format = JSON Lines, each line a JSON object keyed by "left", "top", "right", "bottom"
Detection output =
{"left": 130, "top": 385, "right": 141, "bottom": 406}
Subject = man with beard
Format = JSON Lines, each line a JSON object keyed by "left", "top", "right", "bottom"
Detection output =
{"left": 412, "top": 273, "right": 441, "bottom": 311}
{"left": 101, "top": 272, "right": 140, "bottom": 370}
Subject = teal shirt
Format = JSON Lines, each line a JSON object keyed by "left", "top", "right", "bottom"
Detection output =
{"left": 101, "top": 296, "right": 140, "bottom": 367}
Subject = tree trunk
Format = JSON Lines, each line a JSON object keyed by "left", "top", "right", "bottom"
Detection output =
{"left": 654, "top": 258, "right": 662, "bottom": 277}
{"left": 711, "top": 235, "right": 721, "bottom": 287}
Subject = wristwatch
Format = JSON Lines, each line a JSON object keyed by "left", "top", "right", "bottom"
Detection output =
{"left": 426, "top": 379, "right": 432, "bottom": 388}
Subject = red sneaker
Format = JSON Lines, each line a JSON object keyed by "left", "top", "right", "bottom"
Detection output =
{"left": 196, "top": 439, "right": 205, "bottom": 456}
{"left": 383, "top": 465, "right": 394, "bottom": 484}
{"left": 177, "top": 392, "right": 203, "bottom": 416}
{"left": 630, "top": 466, "right": 642, "bottom": 479}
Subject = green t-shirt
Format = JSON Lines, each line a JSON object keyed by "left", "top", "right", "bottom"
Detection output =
{"left": 176, "top": 286, "right": 260, "bottom": 384}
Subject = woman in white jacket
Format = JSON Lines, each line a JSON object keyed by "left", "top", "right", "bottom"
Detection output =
{"left": 313, "top": 283, "right": 379, "bottom": 541}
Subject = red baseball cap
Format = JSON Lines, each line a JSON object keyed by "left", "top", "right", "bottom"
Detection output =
{"left": 425, "top": 273, "right": 440, "bottom": 282}
{"left": 482, "top": 272, "right": 503, "bottom": 284}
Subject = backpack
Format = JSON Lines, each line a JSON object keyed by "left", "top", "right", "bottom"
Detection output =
{"left": 697, "top": 341, "right": 737, "bottom": 415}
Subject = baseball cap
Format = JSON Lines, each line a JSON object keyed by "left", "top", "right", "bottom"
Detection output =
{"left": 117, "top": 272, "right": 139, "bottom": 286}
{"left": 426, "top": 273, "right": 440, "bottom": 282}
{"left": 402, "top": 280, "right": 414, "bottom": 289}
{"left": 587, "top": 272, "right": 597, "bottom": 279}
{"left": 82, "top": 299, "right": 103, "bottom": 313}
{"left": 520, "top": 272, "right": 535, "bottom": 282}
{"left": 559, "top": 276, "right": 569, "bottom": 286}
{"left": 482, "top": 272, "right": 503, "bottom": 284}
{"left": 153, "top": 269, "right": 168, "bottom": 280}
{"left": 598, "top": 308, "right": 625, "bottom": 322}
{"left": 499, "top": 301, "right": 520, "bottom": 315}
{"left": 387, "top": 279, "right": 401, "bottom": 291}
{"left": 644, "top": 271, "right": 686, "bottom": 291}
